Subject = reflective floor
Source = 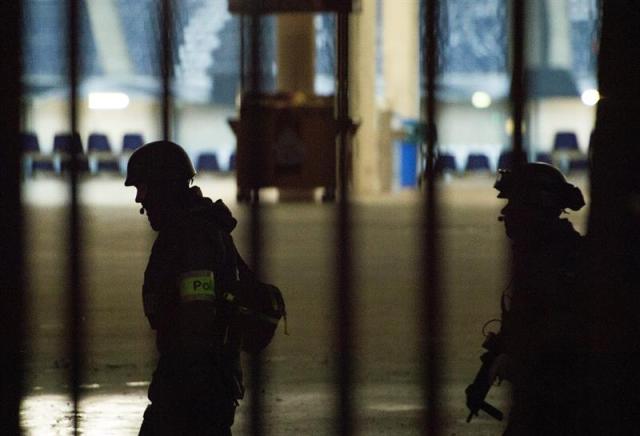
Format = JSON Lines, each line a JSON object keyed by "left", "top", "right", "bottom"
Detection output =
{"left": 22, "top": 391, "right": 147, "bottom": 436}
{"left": 20, "top": 173, "right": 589, "bottom": 435}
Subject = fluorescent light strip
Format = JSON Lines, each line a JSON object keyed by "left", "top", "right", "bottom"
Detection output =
{"left": 88, "top": 92, "right": 130, "bottom": 110}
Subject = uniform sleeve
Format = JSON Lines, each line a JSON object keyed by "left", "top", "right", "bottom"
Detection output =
{"left": 143, "top": 236, "right": 176, "bottom": 329}
{"left": 173, "top": 219, "right": 226, "bottom": 302}
{"left": 142, "top": 219, "right": 227, "bottom": 336}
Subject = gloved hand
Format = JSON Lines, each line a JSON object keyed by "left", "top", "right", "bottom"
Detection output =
{"left": 488, "top": 353, "right": 513, "bottom": 384}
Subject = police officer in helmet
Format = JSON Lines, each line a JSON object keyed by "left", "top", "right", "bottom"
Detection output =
{"left": 125, "top": 140, "right": 197, "bottom": 231}
{"left": 495, "top": 162, "right": 585, "bottom": 242}
{"left": 493, "top": 162, "right": 588, "bottom": 435}
{"left": 126, "top": 141, "right": 243, "bottom": 435}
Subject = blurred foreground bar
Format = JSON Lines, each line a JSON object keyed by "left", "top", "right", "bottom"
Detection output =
{"left": 0, "top": 1, "right": 24, "bottom": 435}
{"left": 229, "top": 0, "right": 360, "bottom": 13}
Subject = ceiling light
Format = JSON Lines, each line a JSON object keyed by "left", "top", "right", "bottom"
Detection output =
{"left": 581, "top": 89, "right": 600, "bottom": 106}
{"left": 88, "top": 92, "right": 130, "bottom": 110}
{"left": 471, "top": 91, "right": 492, "bottom": 109}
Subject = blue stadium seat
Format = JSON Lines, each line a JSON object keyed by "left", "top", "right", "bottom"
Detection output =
{"left": 535, "top": 152, "right": 553, "bottom": 164}
{"left": 22, "top": 133, "right": 55, "bottom": 175}
{"left": 196, "top": 152, "right": 221, "bottom": 172}
{"left": 228, "top": 152, "right": 236, "bottom": 171}
{"left": 552, "top": 132, "right": 585, "bottom": 174}
{"left": 119, "top": 134, "right": 145, "bottom": 175}
{"left": 53, "top": 132, "right": 83, "bottom": 154}
{"left": 97, "top": 160, "right": 121, "bottom": 172}
{"left": 497, "top": 150, "right": 527, "bottom": 170}
{"left": 21, "top": 132, "right": 40, "bottom": 153}
{"left": 436, "top": 153, "right": 457, "bottom": 172}
{"left": 59, "top": 156, "right": 90, "bottom": 173}
{"left": 54, "top": 133, "right": 88, "bottom": 173}
{"left": 88, "top": 133, "right": 120, "bottom": 174}
{"left": 31, "top": 160, "right": 55, "bottom": 172}
{"left": 569, "top": 158, "right": 589, "bottom": 172}
{"left": 465, "top": 153, "right": 491, "bottom": 172}
{"left": 88, "top": 133, "right": 112, "bottom": 153}
{"left": 553, "top": 132, "right": 579, "bottom": 151}
{"left": 122, "top": 133, "right": 144, "bottom": 153}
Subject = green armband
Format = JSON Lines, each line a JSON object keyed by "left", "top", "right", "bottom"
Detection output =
{"left": 178, "top": 270, "right": 215, "bottom": 301}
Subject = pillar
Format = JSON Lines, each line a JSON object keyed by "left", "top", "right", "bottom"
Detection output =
{"left": 350, "top": 1, "right": 380, "bottom": 195}
{"left": 382, "top": 0, "right": 420, "bottom": 118}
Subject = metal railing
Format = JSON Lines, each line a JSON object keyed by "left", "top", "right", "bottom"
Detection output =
{"left": 421, "top": 0, "right": 441, "bottom": 433}
{"left": 0, "top": 0, "right": 530, "bottom": 434}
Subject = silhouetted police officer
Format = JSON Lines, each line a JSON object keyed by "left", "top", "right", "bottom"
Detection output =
{"left": 125, "top": 141, "right": 243, "bottom": 435}
{"left": 493, "top": 162, "right": 587, "bottom": 435}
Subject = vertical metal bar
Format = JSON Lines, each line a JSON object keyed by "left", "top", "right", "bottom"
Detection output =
{"left": 0, "top": 1, "right": 24, "bottom": 435}
{"left": 421, "top": 0, "right": 441, "bottom": 434}
{"left": 240, "top": 14, "right": 245, "bottom": 98}
{"left": 510, "top": 0, "right": 526, "bottom": 164}
{"left": 67, "top": 0, "right": 84, "bottom": 433}
{"left": 336, "top": 10, "right": 354, "bottom": 436}
{"left": 247, "top": 5, "right": 265, "bottom": 436}
{"left": 160, "top": 0, "right": 173, "bottom": 141}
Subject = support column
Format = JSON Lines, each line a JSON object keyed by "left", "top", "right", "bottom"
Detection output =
{"left": 350, "top": 2, "right": 380, "bottom": 195}
{"left": 378, "top": 0, "right": 420, "bottom": 192}
{"left": 382, "top": 0, "right": 420, "bottom": 118}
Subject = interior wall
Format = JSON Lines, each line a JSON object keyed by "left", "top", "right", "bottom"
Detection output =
{"left": 436, "top": 101, "right": 508, "bottom": 170}
{"left": 437, "top": 102, "right": 508, "bottom": 147}
{"left": 175, "top": 104, "right": 238, "bottom": 168}
{"left": 529, "top": 97, "right": 595, "bottom": 152}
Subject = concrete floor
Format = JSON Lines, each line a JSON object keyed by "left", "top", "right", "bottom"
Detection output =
{"left": 19, "top": 173, "right": 590, "bottom": 435}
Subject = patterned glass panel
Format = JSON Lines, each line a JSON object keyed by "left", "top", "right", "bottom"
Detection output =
{"left": 439, "top": 0, "right": 508, "bottom": 74}
{"left": 314, "top": 14, "right": 335, "bottom": 95}
{"left": 568, "top": 0, "right": 599, "bottom": 78}
{"left": 24, "top": 0, "right": 101, "bottom": 86}
{"left": 116, "top": 0, "right": 160, "bottom": 77}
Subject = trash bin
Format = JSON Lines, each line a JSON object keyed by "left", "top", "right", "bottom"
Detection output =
{"left": 398, "top": 140, "right": 418, "bottom": 187}
{"left": 394, "top": 119, "right": 424, "bottom": 188}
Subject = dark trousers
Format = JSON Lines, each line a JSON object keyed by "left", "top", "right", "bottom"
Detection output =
{"left": 503, "top": 355, "right": 587, "bottom": 436}
{"left": 139, "top": 353, "right": 236, "bottom": 436}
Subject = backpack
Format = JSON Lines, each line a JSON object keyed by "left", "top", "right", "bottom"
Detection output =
{"left": 224, "top": 250, "right": 287, "bottom": 354}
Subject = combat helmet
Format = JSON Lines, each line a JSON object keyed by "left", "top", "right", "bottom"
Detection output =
{"left": 124, "top": 140, "right": 196, "bottom": 186}
{"left": 494, "top": 162, "right": 585, "bottom": 211}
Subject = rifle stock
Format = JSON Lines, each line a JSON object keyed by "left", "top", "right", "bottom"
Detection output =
{"left": 465, "top": 332, "right": 504, "bottom": 422}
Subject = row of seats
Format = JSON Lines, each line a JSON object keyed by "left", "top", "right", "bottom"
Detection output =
{"left": 23, "top": 132, "right": 144, "bottom": 155}
{"left": 193, "top": 152, "right": 237, "bottom": 173}
{"left": 434, "top": 130, "right": 588, "bottom": 174}
{"left": 553, "top": 131, "right": 581, "bottom": 151}
{"left": 22, "top": 132, "right": 237, "bottom": 176}
{"left": 434, "top": 150, "right": 588, "bottom": 174}
{"left": 23, "top": 129, "right": 587, "bottom": 176}
{"left": 23, "top": 132, "right": 144, "bottom": 175}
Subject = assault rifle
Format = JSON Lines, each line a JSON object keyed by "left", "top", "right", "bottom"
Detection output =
{"left": 465, "top": 331, "right": 504, "bottom": 423}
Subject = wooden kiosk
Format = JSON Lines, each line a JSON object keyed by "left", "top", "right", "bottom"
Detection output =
{"left": 228, "top": 0, "right": 359, "bottom": 202}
